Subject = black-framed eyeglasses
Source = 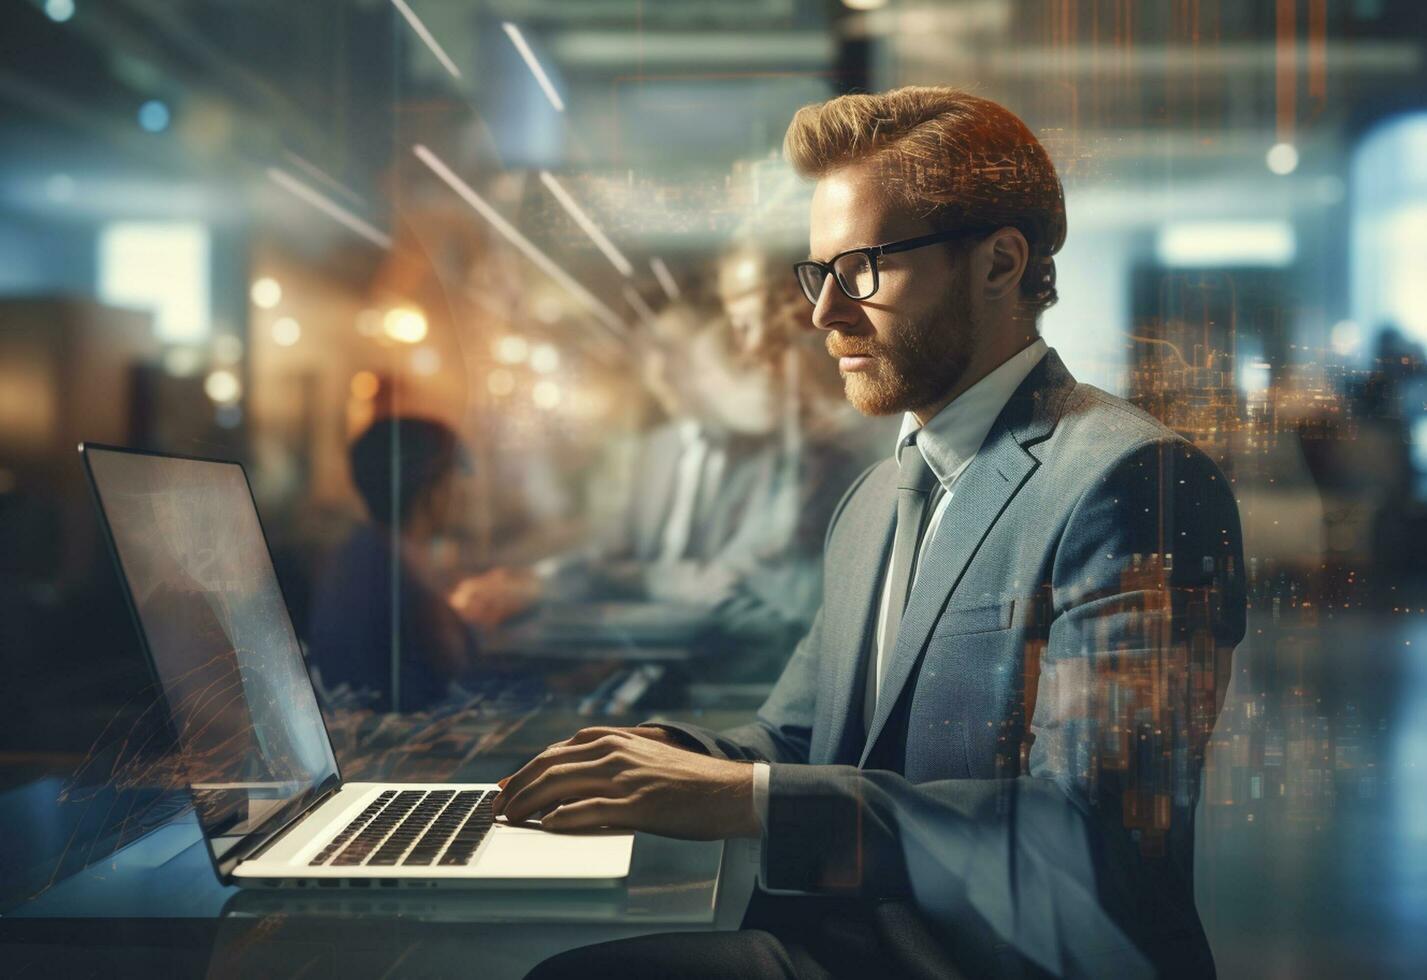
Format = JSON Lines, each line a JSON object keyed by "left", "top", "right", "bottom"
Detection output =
{"left": 792, "top": 228, "right": 996, "bottom": 306}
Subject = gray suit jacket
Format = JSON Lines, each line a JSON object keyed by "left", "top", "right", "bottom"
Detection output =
{"left": 622, "top": 422, "right": 778, "bottom": 566}
{"left": 551, "top": 421, "right": 783, "bottom": 603}
{"left": 660, "top": 349, "right": 1247, "bottom": 978}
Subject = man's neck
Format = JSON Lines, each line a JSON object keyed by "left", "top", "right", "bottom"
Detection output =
{"left": 911, "top": 330, "right": 1041, "bottom": 426}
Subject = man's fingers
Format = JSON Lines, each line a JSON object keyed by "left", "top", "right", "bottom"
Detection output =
{"left": 499, "top": 762, "right": 623, "bottom": 824}
{"left": 565, "top": 726, "right": 632, "bottom": 746}
{"left": 495, "top": 736, "right": 623, "bottom": 814}
{"left": 540, "top": 798, "right": 631, "bottom": 833}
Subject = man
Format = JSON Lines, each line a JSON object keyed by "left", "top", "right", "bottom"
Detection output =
{"left": 507, "top": 87, "right": 1246, "bottom": 979}
{"left": 457, "top": 311, "right": 822, "bottom": 650}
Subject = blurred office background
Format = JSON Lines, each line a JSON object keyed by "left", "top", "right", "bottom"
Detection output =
{"left": 2, "top": 1, "right": 1427, "bottom": 975}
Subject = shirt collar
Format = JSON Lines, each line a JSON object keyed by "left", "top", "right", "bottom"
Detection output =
{"left": 896, "top": 337, "right": 1050, "bottom": 487}
{"left": 677, "top": 419, "right": 706, "bottom": 448}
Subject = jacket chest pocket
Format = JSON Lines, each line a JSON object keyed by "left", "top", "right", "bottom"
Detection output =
{"left": 929, "top": 598, "right": 1015, "bottom": 638}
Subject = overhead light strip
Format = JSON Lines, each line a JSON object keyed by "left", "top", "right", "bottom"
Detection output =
{"left": 266, "top": 168, "right": 392, "bottom": 249}
{"left": 622, "top": 285, "right": 657, "bottom": 325}
{"left": 650, "top": 257, "right": 681, "bottom": 300}
{"left": 413, "top": 145, "right": 625, "bottom": 337}
{"left": 502, "top": 22, "right": 565, "bottom": 112}
{"left": 1156, "top": 220, "right": 1297, "bottom": 267}
{"left": 390, "top": 0, "right": 462, "bottom": 79}
{"left": 539, "top": 172, "right": 634, "bottom": 277}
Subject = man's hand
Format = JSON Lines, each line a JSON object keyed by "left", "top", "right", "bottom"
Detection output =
{"left": 493, "top": 726, "right": 760, "bottom": 841}
{"left": 450, "top": 567, "right": 541, "bottom": 628}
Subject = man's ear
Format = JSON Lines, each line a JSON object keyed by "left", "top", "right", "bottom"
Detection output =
{"left": 980, "top": 227, "right": 1030, "bottom": 303}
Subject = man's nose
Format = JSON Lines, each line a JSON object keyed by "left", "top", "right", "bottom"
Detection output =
{"left": 809, "top": 273, "right": 859, "bottom": 333}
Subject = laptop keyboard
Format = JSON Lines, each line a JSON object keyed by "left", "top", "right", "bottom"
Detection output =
{"left": 309, "top": 789, "right": 497, "bottom": 868}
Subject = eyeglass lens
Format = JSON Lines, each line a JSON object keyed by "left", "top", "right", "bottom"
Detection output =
{"left": 796, "top": 252, "right": 877, "bottom": 305}
{"left": 832, "top": 252, "right": 875, "bottom": 299}
{"left": 796, "top": 264, "right": 827, "bottom": 304}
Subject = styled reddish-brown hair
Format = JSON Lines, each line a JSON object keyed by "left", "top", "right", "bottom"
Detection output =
{"left": 784, "top": 86, "right": 1067, "bottom": 315}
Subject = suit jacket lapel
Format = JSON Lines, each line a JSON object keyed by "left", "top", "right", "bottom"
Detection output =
{"left": 857, "top": 350, "right": 1076, "bottom": 767}
{"left": 857, "top": 433, "right": 1035, "bottom": 765}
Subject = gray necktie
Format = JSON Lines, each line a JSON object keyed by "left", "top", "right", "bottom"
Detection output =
{"left": 880, "top": 436, "right": 942, "bottom": 691}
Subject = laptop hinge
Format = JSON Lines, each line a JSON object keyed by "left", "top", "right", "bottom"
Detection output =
{"left": 227, "top": 778, "right": 343, "bottom": 874}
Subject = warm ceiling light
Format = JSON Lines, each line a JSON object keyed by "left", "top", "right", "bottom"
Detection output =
{"left": 350, "top": 371, "right": 380, "bottom": 400}
{"left": 204, "top": 369, "right": 241, "bottom": 404}
{"left": 272, "top": 317, "right": 301, "bottom": 347}
{"left": 530, "top": 343, "right": 560, "bottom": 374}
{"left": 383, "top": 308, "right": 428, "bottom": 344}
{"left": 250, "top": 277, "right": 282, "bottom": 309}
{"left": 495, "top": 335, "right": 529, "bottom": 364}
{"left": 532, "top": 379, "right": 561, "bottom": 409}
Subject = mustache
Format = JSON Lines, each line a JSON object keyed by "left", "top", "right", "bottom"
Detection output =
{"left": 826, "top": 334, "right": 883, "bottom": 359}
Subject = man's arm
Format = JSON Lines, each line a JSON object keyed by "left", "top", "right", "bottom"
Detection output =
{"left": 494, "top": 462, "right": 881, "bottom": 833}
{"left": 642, "top": 602, "right": 825, "bottom": 765}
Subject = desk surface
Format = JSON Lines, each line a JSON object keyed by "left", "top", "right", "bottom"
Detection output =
{"left": 10, "top": 812, "right": 738, "bottom": 925}
{"left": 3, "top": 816, "right": 758, "bottom": 979}
{"left": 0, "top": 702, "right": 761, "bottom": 979}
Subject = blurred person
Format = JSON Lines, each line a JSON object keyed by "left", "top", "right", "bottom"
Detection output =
{"left": 308, "top": 416, "right": 477, "bottom": 712}
{"left": 716, "top": 248, "right": 881, "bottom": 638}
{"left": 454, "top": 307, "right": 795, "bottom": 639}
{"left": 719, "top": 243, "right": 793, "bottom": 359}
{"left": 1341, "top": 324, "right": 1427, "bottom": 574}
{"left": 515, "top": 87, "right": 1246, "bottom": 980}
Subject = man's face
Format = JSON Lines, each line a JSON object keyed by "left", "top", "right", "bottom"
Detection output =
{"left": 689, "top": 329, "right": 779, "bottom": 436}
{"left": 807, "top": 160, "right": 975, "bottom": 417}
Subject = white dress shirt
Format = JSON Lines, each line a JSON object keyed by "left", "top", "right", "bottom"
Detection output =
{"left": 751, "top": 338, "right": 1050, "bottom": 829}
{"left": 658, "top": 421, "right": 726, "bottom": 564}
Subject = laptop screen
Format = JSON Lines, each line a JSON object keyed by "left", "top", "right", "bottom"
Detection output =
{"left": 84, "top": 446, "right": 339, "bottom": 872}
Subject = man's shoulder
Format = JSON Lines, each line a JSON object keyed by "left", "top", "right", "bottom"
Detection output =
{"left": 1043, "top": 381, "right": 1200, "bottom": 469}
{"left": 1015, "top": 376, "right": 1240, "bottom": 537}
{"left": 1038, "top": 381, "right": 1239, "bottom": 535}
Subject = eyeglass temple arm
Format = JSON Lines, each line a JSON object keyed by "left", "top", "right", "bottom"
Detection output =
{"left": 876, "top": 229, "right": 971, "bottom": 256}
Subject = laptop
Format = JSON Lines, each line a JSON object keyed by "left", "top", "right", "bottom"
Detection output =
{"left": 80, "top": 442, "right": 633, "bottom": 889}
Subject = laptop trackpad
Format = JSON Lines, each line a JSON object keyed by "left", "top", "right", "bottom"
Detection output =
{"left": 477, "top": 823, "right": 633, "bottom": 881}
